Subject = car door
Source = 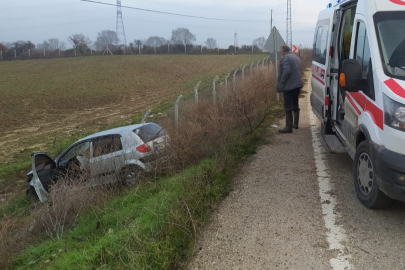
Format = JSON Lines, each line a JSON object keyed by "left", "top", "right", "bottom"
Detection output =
{"left": 30, "top": 153, "right": 59, "bottom": 202}
{"left": 89, "top": 135, "right": 124, "bottom": 185}
{"left": 57, "top": 140, "right": 91, "bottom": 179}
{"left": 343, "top": 18, "right": 374, "bottom": 150}
{"left": 311, "top": 19, "right": 332, "bottom": 121}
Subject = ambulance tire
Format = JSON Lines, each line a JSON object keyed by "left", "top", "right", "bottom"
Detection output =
{"left": 353, "top": 141, "right": 393, "bottom": 209}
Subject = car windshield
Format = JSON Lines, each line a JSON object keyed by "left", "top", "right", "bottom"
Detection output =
{"left": 375, "top": 11, "right": 405, "bottom": 80}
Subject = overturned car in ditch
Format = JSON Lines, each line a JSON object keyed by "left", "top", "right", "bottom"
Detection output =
{"left": 26, "top": 123, "right": 169, "bottom": 202}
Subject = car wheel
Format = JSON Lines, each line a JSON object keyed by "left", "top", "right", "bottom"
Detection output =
{"left": 353, "top": 141, "right": 393, "bottom": 209}
{"left": 26, "top": 186, "right": 39, "bottom": 200}
{"left": 119, "top": 166, "right": 140, "bottom": 186}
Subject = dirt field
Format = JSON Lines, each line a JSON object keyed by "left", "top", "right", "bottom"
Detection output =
{"left": 0, "top": 54, "right": 264, "bottom": 197}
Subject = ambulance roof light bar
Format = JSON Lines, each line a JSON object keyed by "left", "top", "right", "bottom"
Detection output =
{"left": 328, "top": 0, "right": 349, "bottom": 8}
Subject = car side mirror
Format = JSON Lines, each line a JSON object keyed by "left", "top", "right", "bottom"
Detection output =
{"left": 339, "top": 59, "right": 363, "bottom": 92}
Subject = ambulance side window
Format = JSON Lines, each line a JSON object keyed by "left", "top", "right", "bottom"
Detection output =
{"left": 354, "top": 21, "right": 374, "bottom": 100}
{"left": 313, "top": 20, "right": 330, "bottom": 65}
{"left": 341, "top": 7, "right": 356, "bottom": 60}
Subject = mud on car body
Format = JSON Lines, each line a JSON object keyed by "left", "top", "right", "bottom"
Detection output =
{"left": 26, "top": 123, "right": 169, "bottom": 202}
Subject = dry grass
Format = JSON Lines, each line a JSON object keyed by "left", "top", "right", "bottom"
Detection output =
{"left": 1, "top": 63, "right": 279, "bottom": 269}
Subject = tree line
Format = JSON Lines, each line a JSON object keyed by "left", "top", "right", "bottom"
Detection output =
{"left": 0, "top": 27, "right": 267, "bottom": 60}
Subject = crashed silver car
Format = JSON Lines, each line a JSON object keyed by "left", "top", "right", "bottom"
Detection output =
{"left": 26, "top": 123, "right": 169, "bottom": 202}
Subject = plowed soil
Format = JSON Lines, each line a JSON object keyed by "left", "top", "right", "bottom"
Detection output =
{"left": 0, "top": 54, "right": 264, "bottom": 199}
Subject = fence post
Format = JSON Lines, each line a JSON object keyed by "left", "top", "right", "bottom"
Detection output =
{"left": 28, "top": 49, "right": 30, "bottom": 58}
{"left": 263, "top": 57, "right": 266, "bottom": 67}
{"left": 233, "top": 69, "right": 238, "bottom": 91}
{"left": 141, "top": 110, "right": 151, "bottom": 123}
{"left": 0, "top": 50, "right": 2, "bottom": 59}
{"left": 59, "top": 48, "right": 61, "bottom": 57}
{"left": 250, "top": 61, "right": 254, "bottom": 76}
{"left": 175, "top": 95, "right": 182, "bottom": 127}
{"left": 242, "top": 64, "right": 247, "bottom": 81}
{"left": 225, "top": 73, "right": 230, "bottom": 91}
{"left": 44, "top": 48, "right": 46, "bottom": 58}
{"left": 201, "top": 44, "right": 203, "bottom": 54}
{"left": 74, "top": 47, "right": 77, "bottom": 57}
{"left": 168, "top": 43, "right": 170, "bottom": 53}
{"left": 194, "top": 81, "right": 201, "bottom": 103}
{"left": 256, "top": 60, "right": 261, "bottom": 72}
{"left": 14, "top": 50, "right": 16, "bottom": 58}
{"left": 213, "top": 75, "right": 219, "bottom": 104}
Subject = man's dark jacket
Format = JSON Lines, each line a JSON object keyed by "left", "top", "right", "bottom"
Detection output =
{"left": 277, "top": 52, "right": 303, "bottom": 92}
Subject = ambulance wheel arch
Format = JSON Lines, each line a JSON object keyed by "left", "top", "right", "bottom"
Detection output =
{"left": 357, "top": 112, "right": 383, "bottom": 146}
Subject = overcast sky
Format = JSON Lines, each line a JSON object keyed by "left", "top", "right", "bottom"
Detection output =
{"left": 0, "top": 0, "right": 329, "bottom": 48}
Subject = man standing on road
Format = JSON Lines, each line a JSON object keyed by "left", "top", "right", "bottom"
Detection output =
{"left": 277, "top": 45, "right": 303, "bottom": 133}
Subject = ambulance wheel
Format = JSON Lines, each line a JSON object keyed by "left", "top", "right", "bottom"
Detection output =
{"left": 353, "top": 141, "right": 393, "bottom": 209}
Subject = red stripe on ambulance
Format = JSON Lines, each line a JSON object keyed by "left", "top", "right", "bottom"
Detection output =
{"left": 348, "top": 92, "right": 384, "bottom": 130}
{"left": 346, "top": 94, "right": 361, "bottom": 115}
{"left": 384, "top": 78, "right": 405, "bottom": 99}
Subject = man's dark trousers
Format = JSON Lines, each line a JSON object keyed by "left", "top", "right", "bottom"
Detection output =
{"left": 283, "top": 87, "right": 301, "bottom": 114}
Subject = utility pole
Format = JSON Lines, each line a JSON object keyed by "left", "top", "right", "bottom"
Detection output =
{"left": 234, "top": 32, "right": 238, "bottom": 54}
{"left": 271, "top": 9, "right": 273, "bottom": 33}
{"left": 273, "top": 25, "right": 279, "bottom": 103}
{"left": 286, "top": 0, "right": 292, "bottom": 48}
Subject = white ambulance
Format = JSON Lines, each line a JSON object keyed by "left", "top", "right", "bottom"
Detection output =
{"left": 311, "top": 0, "right": 405, "bottom": 208}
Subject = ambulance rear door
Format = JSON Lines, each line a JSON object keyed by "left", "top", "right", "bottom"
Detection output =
{"left": 311, "top": 10, "right": 333, "bottom": 123}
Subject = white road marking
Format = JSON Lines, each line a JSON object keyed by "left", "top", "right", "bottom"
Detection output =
{"left": 307, "top": 84, "right": 353, "bottom": 270}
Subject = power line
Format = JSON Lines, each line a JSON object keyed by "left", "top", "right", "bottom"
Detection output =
{"left": 79, "top": 0, "right": 270, "bottom": 22}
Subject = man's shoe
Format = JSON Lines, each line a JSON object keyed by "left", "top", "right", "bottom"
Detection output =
{"left": 293, "top": 110, "right": 300, "bottom": 129}
{"left": 279, "top": 114, "right": 293, "bottom": 133}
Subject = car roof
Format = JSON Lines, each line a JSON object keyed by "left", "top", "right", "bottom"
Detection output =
{"left": 78, "top": 123, "right": 158, "bottom": 142}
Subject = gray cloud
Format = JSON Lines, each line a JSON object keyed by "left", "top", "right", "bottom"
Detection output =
{"left": 0, "top": 0, "right": 329, "bottom": 48}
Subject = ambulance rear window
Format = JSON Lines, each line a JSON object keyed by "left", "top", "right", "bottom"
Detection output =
{"left": 313, "top": 19, "right": 330, "bottom": 65}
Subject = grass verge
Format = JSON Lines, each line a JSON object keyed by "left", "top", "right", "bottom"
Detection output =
{"left": 10, "top": 111, "right": 279, "bottom": 270}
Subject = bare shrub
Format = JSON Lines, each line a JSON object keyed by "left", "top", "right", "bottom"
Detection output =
{"left": 33, "top": 179, "right": 105, "bottom": 240}
{"left": 0, "top": 215, "right": 28, "bottom": 268}
{"left": 158, "top": 66, "right": 276, "bottom": 172}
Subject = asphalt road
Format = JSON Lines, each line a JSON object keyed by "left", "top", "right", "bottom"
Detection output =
{"left": 188, "top": 72, "right": 405, "bottom": 270}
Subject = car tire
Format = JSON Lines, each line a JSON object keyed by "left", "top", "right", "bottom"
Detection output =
{"left": 26, "top": 186, "right": 39, "bottom": 200}
{"left": 353, "top": 141, "right": 393, "bottom": 209}
{"left": 119, "top": 165, "right": 140, "bottom": 186}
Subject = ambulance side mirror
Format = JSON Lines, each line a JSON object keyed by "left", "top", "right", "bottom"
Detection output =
{"left": 340, "top": 59, "right": 362, "bottom": 92}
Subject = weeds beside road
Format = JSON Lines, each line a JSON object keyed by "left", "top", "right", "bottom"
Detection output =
{"left": 0, "top": 57, "right": 283, "bottom": 269}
